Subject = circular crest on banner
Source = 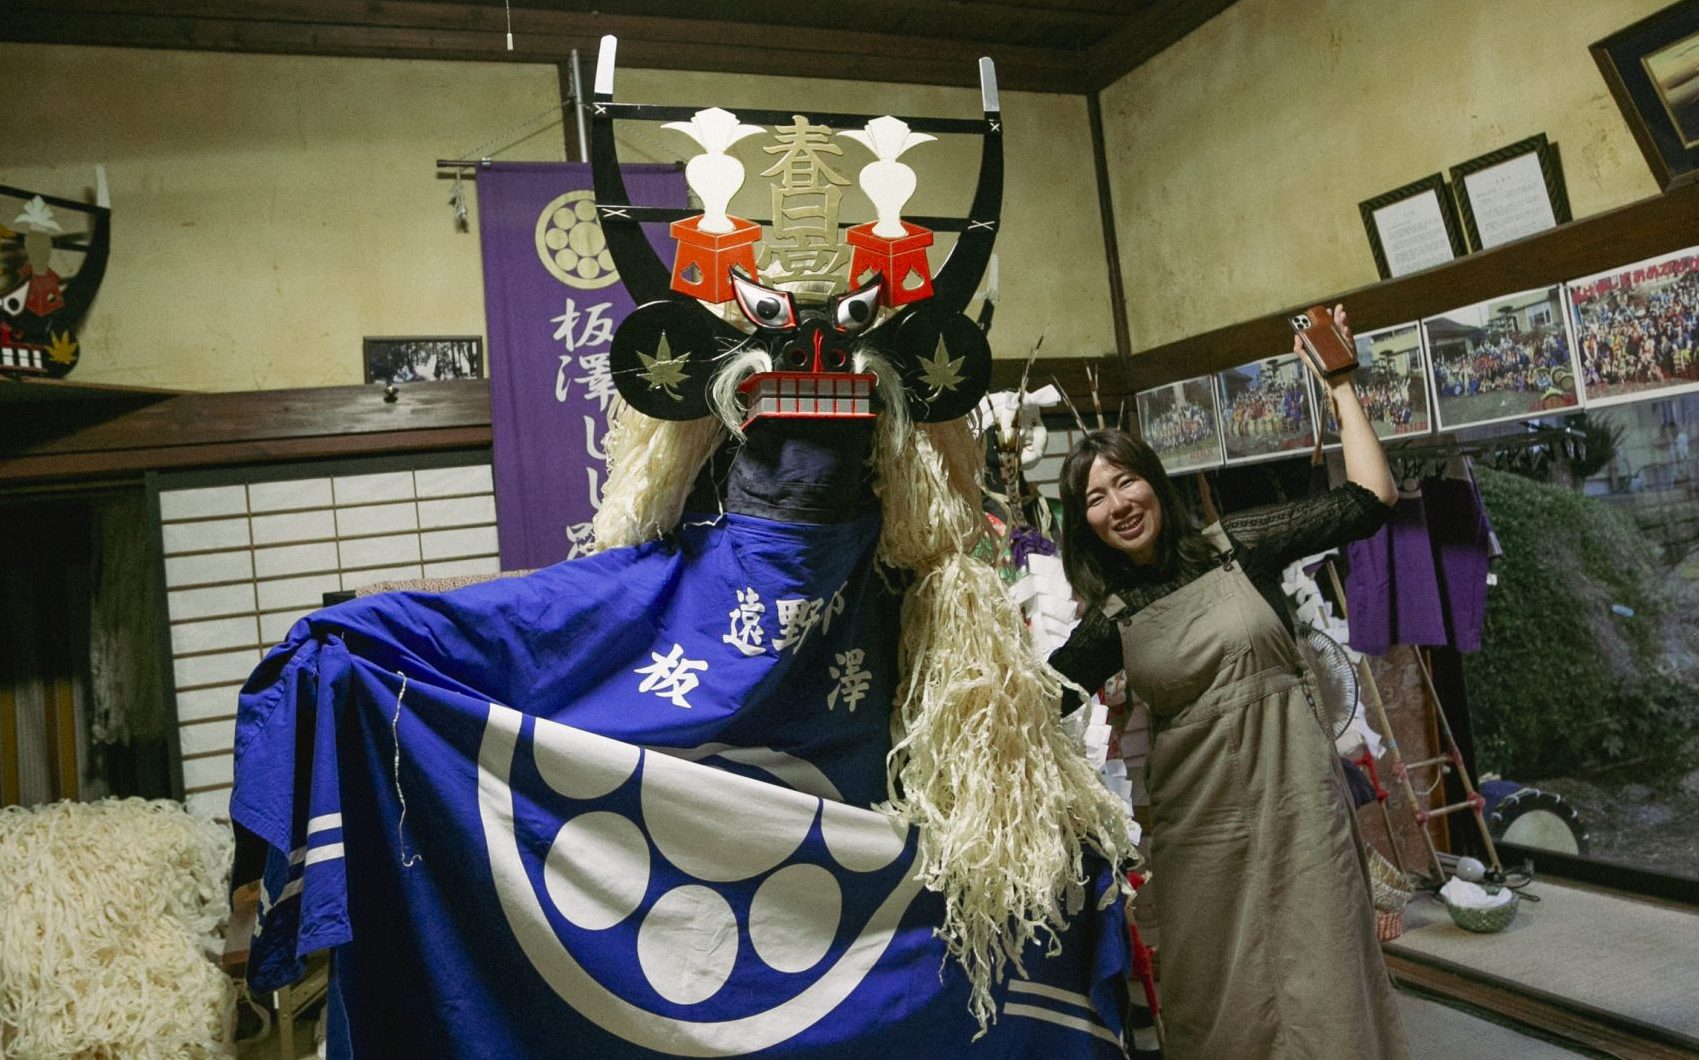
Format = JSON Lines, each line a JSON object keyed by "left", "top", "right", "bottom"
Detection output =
{"left": 535, "top": 190, "right": 620, "bottom": 289}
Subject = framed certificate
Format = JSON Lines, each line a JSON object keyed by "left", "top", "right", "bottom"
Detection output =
{"left": 1449, "top": 134, "right": 1573, "bottom": 251}
{"left": 1359, "top": 174, "right": 1469, "bottom": 279}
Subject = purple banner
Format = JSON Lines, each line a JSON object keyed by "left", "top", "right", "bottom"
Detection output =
{"left": 479, "top": 162, "right": 686, "bottom": 570}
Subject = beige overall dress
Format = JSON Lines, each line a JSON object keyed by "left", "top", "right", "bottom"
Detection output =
{"left": 1116, "top": 524, "right": 1410, "bottom": 1060}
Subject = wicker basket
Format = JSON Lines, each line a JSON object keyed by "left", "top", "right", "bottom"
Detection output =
{"left": 1366, "top": 846, "right": 1413, "bottom": 914}
{"left": 1444, "top": 888, "right": 1519, "bottom": 933}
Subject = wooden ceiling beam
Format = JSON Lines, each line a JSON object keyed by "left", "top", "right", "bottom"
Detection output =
{"left": 599, "top": 0, "right": 1119, "bottom": 44}
{"left": 1084, "top": 0, "right": 1239, "bottom": 91}
{"left": 15, "top": 0, "right": 1076, "bottom": 66}
{"left": 6, "top": 0, "right": 1093, "bottom": 92}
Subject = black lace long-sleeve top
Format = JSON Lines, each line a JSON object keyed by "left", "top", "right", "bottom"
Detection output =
{"left": 1050, "top": 482, "right": 1391, "bottom": 712}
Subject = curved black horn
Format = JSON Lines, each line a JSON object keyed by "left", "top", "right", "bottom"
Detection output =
{"left": 54, "top": 207, "right": 110, "bottom": 324}
{"left": 590, "top": 35, "right": 744, "bottom": 420}
{"left": 588, "top": 37, "right": 676, "bottom": 308}
{"left": 922, "top": 58, "right": 1002, "bottom": 315}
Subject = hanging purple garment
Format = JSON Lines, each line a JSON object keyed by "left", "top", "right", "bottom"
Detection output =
{"left": 1422, "top": 476, "right": 1492, "bottom": 652}
{"left": 1345, "top": 490, "right": 1447, "bottom": 654}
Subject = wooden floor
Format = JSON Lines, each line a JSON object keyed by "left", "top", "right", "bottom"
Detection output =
{"left": 1386, "top": 879, "right": 1699, "bottom": 1060}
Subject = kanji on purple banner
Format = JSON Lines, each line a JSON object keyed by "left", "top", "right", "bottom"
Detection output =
{"left": 479, "top": 162, "right": 687, "bottom": 570}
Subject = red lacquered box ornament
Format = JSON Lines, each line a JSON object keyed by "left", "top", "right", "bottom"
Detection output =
{"left": 669, "top": 215, "right": 761, "bottom": 304}
{"left": 846, "top": 221, "right": 934, "bottom": 307}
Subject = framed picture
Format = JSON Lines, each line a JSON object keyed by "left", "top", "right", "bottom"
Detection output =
{"left": 1313, "top": 322, "right": 1434, "bottom": 447}
{"left": 1592, "top": 0, "right": 1699, "bottom": 190}
{"left": 1449, "top": 134, "right": 1572, "bottom": 250}
{"left": 1215, "top": 353, "right": 1317, "bottom": 465}
{"left": 363, "top": 336, "right": 484, "bottom": 384}
{"left": 1359, "top": 174, "right": 1469, "bottom": 279}
{"left": 1566, "top": 245, "right": 1699, "bottom": 408}
{"left": 1422, "top": 285, "right": 1582, "bottom": 431}
{"left": 1135, "top": 376, "right": 1224, "bottom": 474}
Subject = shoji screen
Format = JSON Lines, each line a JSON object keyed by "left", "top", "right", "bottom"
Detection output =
{"left": 151, "top": 451, "right": 498, "bottom": 818}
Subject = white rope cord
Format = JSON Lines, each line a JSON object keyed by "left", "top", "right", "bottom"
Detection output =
{"left": 393, "top": 671, "right": 422, "bottom": 868}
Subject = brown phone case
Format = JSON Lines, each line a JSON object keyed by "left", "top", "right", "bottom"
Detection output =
{"left": 1289, "top": 305, "right": 1357, "bottom": 378}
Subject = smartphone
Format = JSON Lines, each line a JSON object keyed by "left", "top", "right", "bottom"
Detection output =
{"left": 1289, "top": 305, "right": 1358, "bottom": 378}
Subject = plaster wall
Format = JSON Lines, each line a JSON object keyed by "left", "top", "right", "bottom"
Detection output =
{"left": 1099, "top": 0, "right": 1678, "bottom": 357}
{"left": 2, "top": 44, "right": 1109, "bottom": 393}
{"left": 4, "top": 45, "right": 564, "bottom": 393}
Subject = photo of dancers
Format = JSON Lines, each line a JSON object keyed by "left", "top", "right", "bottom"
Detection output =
{"left": 1423, "top": 285, "right": 1581, "bottom": 431}
{"left": 1315, "top": 322, "right": 1433, "bottom": 446}
{"left": 1135, "top": 375, "right": 1224, "bottom": 473}
{"left": 1567, "top": 247, "right": 1699, "bottom": 408}
{"left": 1215, "top": 352, "right": 1317, "bottom": 464}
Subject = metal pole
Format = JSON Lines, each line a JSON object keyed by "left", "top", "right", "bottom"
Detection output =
{"left": 569, "top": 48, "right": 590, "bottom": 165}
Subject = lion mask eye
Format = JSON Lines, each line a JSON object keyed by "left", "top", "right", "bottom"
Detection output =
{"left": 730, "top": 268, "right": 797, "bottom": 331}
{"left": 831, "top": 277, "right": 882, "bottom": 335}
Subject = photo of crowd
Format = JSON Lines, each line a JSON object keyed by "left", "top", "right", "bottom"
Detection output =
{"left": 1423, "top": 285, "right": 1580, "bottom": 431}
{"left": 1568, "top": 249, "right": 1699, "bottom": 408}
{"left": 363, "top": 336, "right": 485, "bottom": 385}
{"left": 1136, "top": 376, "right": 1223, "bottom": 473}
{"left": 1215, "top": 353, "right": 1316, "bottom": 463}
{"left": 1316, "top": 323, "right": 1433, "bottom": 446}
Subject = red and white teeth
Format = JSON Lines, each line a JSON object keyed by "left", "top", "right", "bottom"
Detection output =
{"left": 738, "top": 372, "right": 878, "bottom": 424}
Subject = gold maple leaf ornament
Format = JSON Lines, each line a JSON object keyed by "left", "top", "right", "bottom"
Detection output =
{"left": 47, "top": 331, "right": 78, "bottom": 365}
{"left": 917, "top": 334, "right": 964, "bottom": 395}
{"left": 638, "top": 333, "right": 691, "bottom": 401}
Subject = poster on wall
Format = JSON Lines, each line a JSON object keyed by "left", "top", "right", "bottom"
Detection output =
{"left": 1422, "top": 284, "right": 1582, "bottom": 431}
{"left": 1134, "top": 375, "right": 1223, "bottom": 473}
{"left": 1215, "top": 352, "right": 1317, "bottom": 465}
{"left": 1313, "top": 322, "right": 1434, "bottom": 447}
{"left": 1565, "top": 246, "right": 1699, "bottom": 408}
{"left": 478, "top": 162, "right": 686, "bottom": 571}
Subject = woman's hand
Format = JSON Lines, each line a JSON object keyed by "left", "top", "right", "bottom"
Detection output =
{"left": 1292, "top": 303, "right": 1357, "bottom": 390}
{"left": 1297, "top": 303, "right": 1397, "bottom": 506}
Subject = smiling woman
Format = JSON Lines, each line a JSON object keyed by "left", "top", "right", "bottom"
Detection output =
{"left": 1048, "top": 308, "right": 1404, "bottom": 1060}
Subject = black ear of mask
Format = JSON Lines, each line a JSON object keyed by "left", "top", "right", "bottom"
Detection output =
{"left": 877, "top": 304, "right": 993, "bottom": 423}
{"left": 608, "top": 300, "right": 725, "bottom": 421}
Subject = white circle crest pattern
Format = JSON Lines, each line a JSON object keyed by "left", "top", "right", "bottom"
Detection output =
{"left": 476, "top": 704, "right": 924, "bottom": 1055}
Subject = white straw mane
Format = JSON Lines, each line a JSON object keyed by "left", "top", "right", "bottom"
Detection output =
{"left": 591, "top": 399, "right": 726, "bottom": 550}
{"left": 871, "top": 413, "right": 1131, "bottom": 1032}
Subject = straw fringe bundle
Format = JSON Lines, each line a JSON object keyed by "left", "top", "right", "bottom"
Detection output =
{"left": 873, "top": 417, "right": 1133, "bottom": 1031}
{"left": 592, "top": 400, "right": 726, "bottom": 551}
{"left": 0, "top": 798, "right": 235, "bottom": 1059}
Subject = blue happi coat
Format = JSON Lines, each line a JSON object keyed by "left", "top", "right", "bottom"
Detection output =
{"left": 234, "top": 467, "right": 1129, "bottom": 1057}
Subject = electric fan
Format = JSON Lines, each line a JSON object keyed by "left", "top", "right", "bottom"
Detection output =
{"left": 1296, "top": 624, "right": 1358, "bottom": 741}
